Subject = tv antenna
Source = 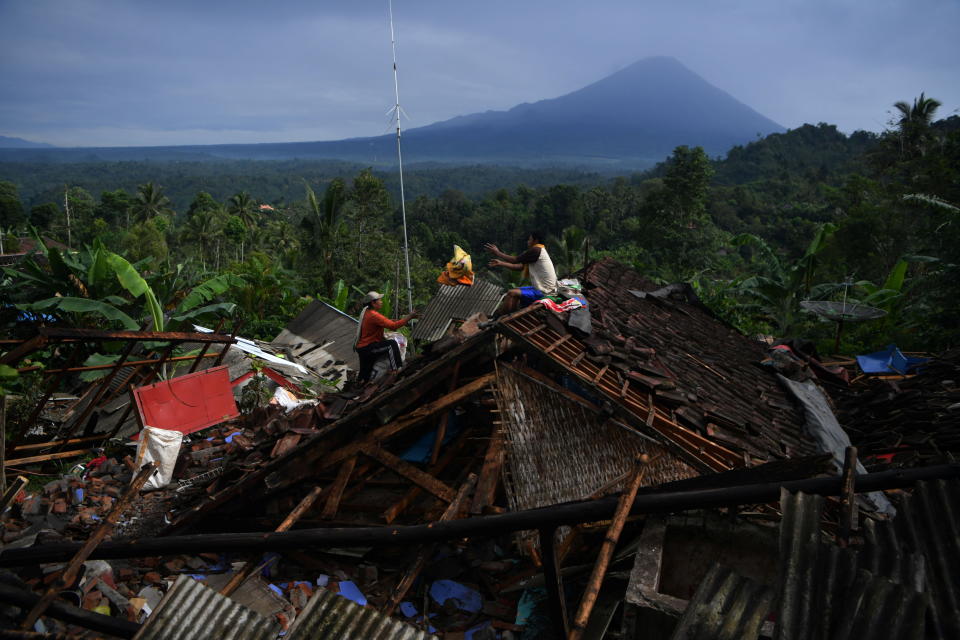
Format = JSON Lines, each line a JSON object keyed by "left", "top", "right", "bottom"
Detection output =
{"left": 800, "top": 278, "right": 886, "bottom": 353}
{"left": 387, "top": 0, "right": 414, "bottom": 314}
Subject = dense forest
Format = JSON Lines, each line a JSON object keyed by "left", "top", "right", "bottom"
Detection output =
{"left": 1, "top": 97, "right": 958, "bottom": 363}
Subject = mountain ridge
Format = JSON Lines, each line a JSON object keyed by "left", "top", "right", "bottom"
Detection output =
{"left": 0, "top": 57, "right": 784, "bottom": 168}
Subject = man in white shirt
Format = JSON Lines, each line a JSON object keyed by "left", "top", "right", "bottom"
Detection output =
{"left": 485, "top": 230, "right": 558, "bottom": 315}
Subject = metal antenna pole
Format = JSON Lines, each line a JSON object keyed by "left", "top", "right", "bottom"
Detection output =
{"left": 389, "top": 0, "right": 414, "bottom": 314}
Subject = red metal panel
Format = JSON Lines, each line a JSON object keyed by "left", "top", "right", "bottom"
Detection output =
{"left": 133, "top": 365, "right": 239, "bottom": 435}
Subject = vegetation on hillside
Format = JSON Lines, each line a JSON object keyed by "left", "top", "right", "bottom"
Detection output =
{"left": 1, "top": 99, "right": 957, "bottom": 363}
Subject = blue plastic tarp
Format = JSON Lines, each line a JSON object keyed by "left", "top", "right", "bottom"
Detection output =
{"left": 429, "top": 579, "right": 482, "bottom": 613}
{"left": 856, "top": 344, "right": 928, "bottom": 375}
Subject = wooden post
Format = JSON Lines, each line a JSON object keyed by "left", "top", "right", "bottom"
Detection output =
{"left": 430, "top": 362, "right": 461, "bottom": 465}
{"left": 188, "top": 318, "right": 225, "bottom": 374}
{"left": 220, "top": 485, "right": 325, "bottom": 597}
{"left": 1, "top": 393, "right": 6, "bottom": 496}
{"left": 321, "top": 458, "right": 357, "bottom": 520}
{"left": 382, "top": 474, "right": 476, "bottom": 615}
{"left": 470, "top": 422, "right": 505, "bottom": 515}
{"left": 19, "top": 462, "right": 157, "bottom": 630}
{"left": 540, "top": 526, "right": 569, "bottom": 637}
{"left": 0, "top": 476, "right": 28, "bottom": 514}
{"left": 68, "top": 337, "right": 140, "bottom": 438}
{"left": 837, "top": 446, "right": 858, "bottom": 547}
{"left": 567, "top": 454, "right": 647, "bottom": 640}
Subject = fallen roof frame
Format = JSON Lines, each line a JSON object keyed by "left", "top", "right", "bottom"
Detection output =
{"left": 4, "top": 462, "right": 957, "bottom": 567}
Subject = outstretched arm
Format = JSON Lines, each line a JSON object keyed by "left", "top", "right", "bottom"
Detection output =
{"left": 489, "top": 259, "right": 524, "bottom": 271}
{"left": 484, "top": 243, "right": 518, "bottom": 262}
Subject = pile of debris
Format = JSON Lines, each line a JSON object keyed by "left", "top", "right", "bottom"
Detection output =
{"left": 834, "top": 348, "right": 960, "bottom": 467}
{"left": 1, "top": 258, "right": 958, "bottom": 639}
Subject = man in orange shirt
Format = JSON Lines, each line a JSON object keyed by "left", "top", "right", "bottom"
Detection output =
{"left": 354, "top": 291, "right": 418, "bottom": 384}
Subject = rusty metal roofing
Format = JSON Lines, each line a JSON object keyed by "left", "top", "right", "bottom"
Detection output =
{"left": 285, "top": 586, "right": 436, "bottom": 639}
{"left": 411, "top": 278, "right": 504, "bottom": 342}
{"left": 272, "top": 300, "right": 360, "bottom": 371}
{"left": 669, "top": 564, "right": 773, "bottom": 640}
{"left": 133, "top": 575, "right": 276, "bottom": 640}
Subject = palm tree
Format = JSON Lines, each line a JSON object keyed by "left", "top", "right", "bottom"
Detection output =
{"left": 893, "top": 93, "right": 942, "bottom": 157}
{"left": 131, "top": 182, "right": 174, "bottom": 224}
{"left": 302, "top": 179, "right": 346, "bottom": 296}
{"left": 181, "top": 208, "right": 223, "bottom": 271}
{"left": 548, "top": 225, "right": 588, "bottom": 276}
{"left": 228, "top": 191, "right": 259, "bottom": 229}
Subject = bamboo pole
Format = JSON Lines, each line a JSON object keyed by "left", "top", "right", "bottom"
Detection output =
{"left": 567, "top": 454, "right": 647, "bottom": 640}
{"left": 19, "top": 462, "right": 157, "bottom": 629}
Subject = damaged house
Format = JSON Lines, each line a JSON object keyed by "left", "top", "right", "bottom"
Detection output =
{"left": 1, "top": 258, "right": 958, "bottom": 639}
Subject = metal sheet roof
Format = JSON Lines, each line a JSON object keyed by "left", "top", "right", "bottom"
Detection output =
{"left": 286, "top": 587, "right": 436, "bottom": 639}
{"left": 133, "top": 575, "right": 276, "bottom": 640}
{"left": 411, "top": 278, "right": 503, "bottom": 342}
{"left": 669, "top": 564, "right": 773, "bottom": 640}
{"left": 272, "top": 300, "right": 360, "bottom": 370}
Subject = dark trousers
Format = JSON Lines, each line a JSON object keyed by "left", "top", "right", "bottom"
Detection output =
{"left": 356, "top": 339, "right": 402, "bottom": 383}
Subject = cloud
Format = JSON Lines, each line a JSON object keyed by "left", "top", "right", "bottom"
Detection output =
{"left": 1, "top": 0, "right": 957, "bottom": 146}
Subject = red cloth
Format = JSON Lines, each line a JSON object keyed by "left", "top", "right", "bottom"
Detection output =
{"left": 356, "top": 310, "right": 408, "bottom": 349}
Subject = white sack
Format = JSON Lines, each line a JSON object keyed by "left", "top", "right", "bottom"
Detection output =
{"left": 133, "top": 426, "right": 183, "bottom": 491}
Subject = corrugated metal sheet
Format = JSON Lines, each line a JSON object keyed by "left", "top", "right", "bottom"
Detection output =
{"left": 860, "top": 479, "right": 960, "bottom": 639}
{"left": 286, "top": 587, "right": 436, "bottom": 639}
{"left": 411, "top": 278, "right": 503, "bottom": 342}
{"left": 271, "top": 300, "right": 360, "bottom": 372}
{"left": 133, "top": 575, "right": 276, "bottom": 640}
{"left": 774, "top": 488, "right": 930, "bottom": 640}
{"left": 669, "top": 564, "right": 773, "bottom": 640}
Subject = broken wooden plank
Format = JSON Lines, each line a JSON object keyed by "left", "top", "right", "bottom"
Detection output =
{"left": 382, "top": 427, "right": 473, "bottom": 524}
{"left": 430, "top": 361, "right": 461, "bottom": 465}
{"left": 383, "top": 474, "right": 477, "bottom": 615}
{"left": 321, "top": 457, "right": 357, "bottom": 520}
{"left": 19, "top": 462, "right": 157, "bottom": 630}
{"left": 568, "top": 455, "right": 647, "bottom": 640}
{"left": 358, "top": 443, "right": 456, "bottom": 503}
{"left": 540, "top": 526, "right": 570, "bottom": 637}
{"left": 220, "top": 485, "right": 325, "bottom": 596}
{"left": 5, "top": 449, "right": 91, "bottom": 467}
{"left": 0, "top": 476, "right": 28, "bottom": 514}
{"left": 265, "top": 372, "right": 495, "bottom": 493}
{"left": 470, "top": 423, "right": 505, "bottom": 515}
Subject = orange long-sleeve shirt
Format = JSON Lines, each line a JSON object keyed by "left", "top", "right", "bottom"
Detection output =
{"left": 355, "top": 309, "right": 408, "bottom": 349}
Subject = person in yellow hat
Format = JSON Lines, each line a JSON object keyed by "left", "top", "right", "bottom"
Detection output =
{"left": 354, "top": 291, "right": 418, "bottom": 384}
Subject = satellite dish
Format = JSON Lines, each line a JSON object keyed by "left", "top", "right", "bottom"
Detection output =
{"left": 801, "top": 282, "right": 887, "bottom": 353}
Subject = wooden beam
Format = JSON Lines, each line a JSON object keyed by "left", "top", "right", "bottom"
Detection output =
{"left": 430, "top": 361, "right": 461, "bottom": 465}
{"left": 568, "top": 455, "right": 647, "bottom": 640}
{"left": 382, "top": 427, "right": 473, "bottom": 524}
{"left": 359, "top": 443, "right": 455, "bottom": 502}
{"left": 321, "top": 457, "right": 357, "bottom": 520}
{"left": 470, "top": 423, "right": 505, "bottom": 515}
{"left": 19, "top": 462, "right": 156, "bottom": 629}
{"left": 38, "top": 327, "right": 235, "bottom": 344}
{"left": 220, "top": 485, "right": 325, "bottom": 597}
{"left": 383, "top": 475, "right": 476, "bottom": 615}
{"left": 5, "top": 449, "right": 90, "bottom": 467}
{"left": 837, "top": 446, "right": 858, "bottom": 548}
{"left": 0, "top": 334, "right": 47, "bottom": 366}
{"left": 540, "top": 526, "right": 569, "bottom": 637}
{"left": 4, "top": 463, "right": 958, "bottom": 566}
{"left": 0, "top": 476, "right": 28, "bottom": 514}
{"left": 266, "top": 372, "right": 495, "bottom": 493}
{"left": 10, "top": 435, "right": 105, "bottom": 453}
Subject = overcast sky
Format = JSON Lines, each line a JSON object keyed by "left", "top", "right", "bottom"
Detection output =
{"left": 1, "top": 0, "right": 958, "bottom": 148}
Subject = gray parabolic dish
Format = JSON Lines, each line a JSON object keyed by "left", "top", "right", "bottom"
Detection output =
{"left": 800, "top": 300, "right": 887, "bottom": 322}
